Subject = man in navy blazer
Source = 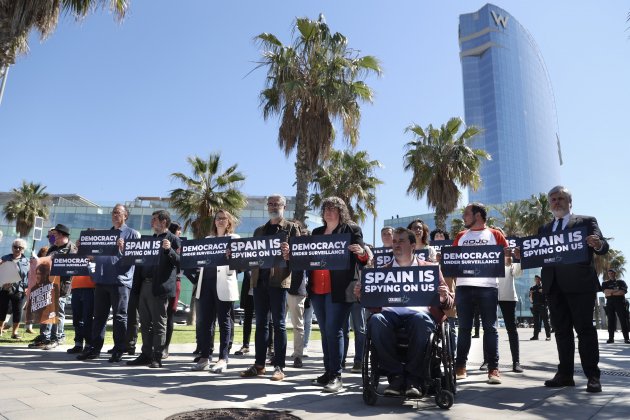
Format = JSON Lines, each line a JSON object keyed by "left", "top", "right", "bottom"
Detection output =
{"left": 539, "top": 185, "right": 608, "bottom": 393}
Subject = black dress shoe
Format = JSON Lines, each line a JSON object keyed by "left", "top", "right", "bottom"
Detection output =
{"left": 586, "top": 377, "right": 602, "bottom": 393}
{"left": 606, "top": 339, "right": 614, "bottom": 344}
{"left": 106, "top": 348, "right": 115, "bottom": 354}
{"left": 625, "top": 340, "right": 630, "bottom": 344}
{"left": 77, "top": 349, "right": 99, "bottom": 361}
{"left": 108, "top": 351, "right": 123, "bottom": 363}
{"left": 544, "top": 374, "right": 575, "bottom": 387}
{"left": 127, "top": 346, "right": 136, "bottom": 356}
{"left": 126, "top": 353, "right": 152, "bottom": 366}
{"left": 66, "top": 346, "right": 83, "bottom": 354}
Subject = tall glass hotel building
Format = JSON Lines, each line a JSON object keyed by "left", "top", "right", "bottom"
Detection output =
{"left": 459, "top": 3, "right": 562, "bottom": 204}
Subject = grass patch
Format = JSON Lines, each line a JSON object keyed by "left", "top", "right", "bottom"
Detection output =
{"left": 0, "top": 323, "right": 321, "bottom": 346}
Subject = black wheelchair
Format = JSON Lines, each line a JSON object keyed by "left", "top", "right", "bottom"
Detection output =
{"left": 361, "top": 316, "right": 456, "bottom": 409}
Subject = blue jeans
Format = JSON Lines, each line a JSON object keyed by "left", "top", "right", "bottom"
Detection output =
{"left": 304, "top": 302, "right": 314, "bottom": 350}
{"left": 343, "top": 302, "right": 366, "bottom": 365}
{"left": 455, "top": 286, "right": 499, "bottom": 369}
{"left": 40, "top": 295, "right": 66, "bottom": 341}
{"left": 368, "top": 310, "right": 435, "bottom": 379}
{"left": 253, "top": 284, "right": 287, "bottom": 368}
{"left": 71, "top": 288, "right": 95, "bottom": 347}
{"left": 197, "top": 273, "right": 233, "bottom": 361}
{"left": 91, "top": 284, "right": 130, "bottom": 353}
{"left": 311, "top": 293, "right": 352, "bottom": 376}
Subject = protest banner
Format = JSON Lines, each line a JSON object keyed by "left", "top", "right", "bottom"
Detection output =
{"left": 360, "top": 266, "right": 440, "bottom": 308}
{"left": 180, "top": 237, "right": 230, "bottom": 269}
{"left": 121, "top": 237, "right": 163, "bottom": 266}
{"left": 372, "top": 247, "right": 393, "bottom": 267}
{"left": 26, "top": 257, "right": 59, "bottom": 324}
{"left": 506, "top": 236, "right": 521, "bottom": 262}
{"left": 77, "top": 229, "right": 120, "bottom": 256}
{"left": 50, "top": 255, "right": 90, "bottom": 276}
{"left": 429, "top": 240, "right": 452, "bottom": 255}
{"left": 439, "top": 245, "right": 505, "bottom": 277}
{"left": 518, "top": 227, "right": 588, "bottom": 269}
{"left": 229, "top": 234, "right": 286, "bottom": 270}
{"left": 289, "top": 233, "right": 351, "bottom": 271}
{"left": 414, "top": 249, "right": 430, "bottom": 261}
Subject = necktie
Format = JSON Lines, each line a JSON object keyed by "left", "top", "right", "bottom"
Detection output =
{"left": 554, "top": 217, "right": 563, "bottom": 232}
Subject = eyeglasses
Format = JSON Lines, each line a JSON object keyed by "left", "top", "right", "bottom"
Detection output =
{"left": 12, "top": 245, "right": 24, "bottom": 250}
{"left": 267, "top": 202, "right": 283, "bottom": 208}
{"left": 410, "top": 225, "right": 423, "bottom": 231}
{"left": 112, "top": 210, "right": 125, "bottom": 215}
{"left": 216, "top": 217, "right": 228, "bottom": 221}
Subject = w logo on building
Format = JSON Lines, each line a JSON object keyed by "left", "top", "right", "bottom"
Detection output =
{"left": 491, "top": 10, "right": 509, "bottom": 28}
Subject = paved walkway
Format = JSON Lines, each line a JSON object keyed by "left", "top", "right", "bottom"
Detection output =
{"left": 1, "top": 328, "right": 629, "bottom": 419}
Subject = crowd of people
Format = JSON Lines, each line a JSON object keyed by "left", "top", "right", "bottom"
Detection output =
{"left": 0, "top": 185, "right": 627, "bottom": 398}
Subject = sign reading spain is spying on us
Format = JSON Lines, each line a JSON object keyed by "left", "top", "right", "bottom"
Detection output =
{"left": 360, "top": 266, "right": 440, "bottom": 308}
{"left": 228, "top": 234, "right": 286, "bottom": 270}
{"left": 180, "top": 237, "right": 230, "bottom": 269}
{"left": 518, "top": 227, "right": 588, "bottom": 269}
{"left": 439, "top": 245, "right": 505, "bottom": 277}
{"left": 289, "top": 234, "right": 350, "bottom": 271}
{"left": 121, "top": 237, "right": 163, "bottom": 266}
{"left": 372, "top": 247, "right": 393, "bottom": 267}
{"left": 50, "top": 255, "right": 90, "bottom": 276}
{"left": 77, "top": 229, "right": 121, "bottom": 256}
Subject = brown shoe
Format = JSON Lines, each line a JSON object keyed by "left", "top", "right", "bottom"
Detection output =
{"left": 240, "top": 365, "right": 265, "bottom": 378}
{"left": 455, "top": 366, "right": 467, "bottom": 380}
{"left": 270, "top": 366, "right": 285, "bottom": 381}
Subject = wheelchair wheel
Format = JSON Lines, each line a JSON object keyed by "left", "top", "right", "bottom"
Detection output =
{"left": 363, "top": 388, "right": 378, "bottom": 406}
{"left": 440, "top": 322, "right": 456, "bottom": 395}
{"left": 435, "top": 389, "right": 454, "bottom": 409}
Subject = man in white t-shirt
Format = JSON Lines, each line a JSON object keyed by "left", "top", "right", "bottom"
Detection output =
{"left": 452, "top": 203, "right": 508, "bottom": 384}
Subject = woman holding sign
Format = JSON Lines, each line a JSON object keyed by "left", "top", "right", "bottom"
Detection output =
{"left": 189, "top": 209, "right": 240, "bottom": 373}
{"left": 305, "top": 197, "right": 369, "bottom": 393}
{"left": 0, "top": 239, "right": 30, "bottom": 339}
{"left": 407, "top": 220, "right": 437, "bottom": 262}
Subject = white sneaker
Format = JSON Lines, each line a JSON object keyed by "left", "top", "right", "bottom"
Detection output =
{"left": 210, "top": 359, "right": 228, "bottom": 373}
{"left": 191, "top": 359, "right": 209, "bottom": 371}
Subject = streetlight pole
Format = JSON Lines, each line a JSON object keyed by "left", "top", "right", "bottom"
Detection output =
{"left": 0, "top": 65, "right": 9, "bottom": 106}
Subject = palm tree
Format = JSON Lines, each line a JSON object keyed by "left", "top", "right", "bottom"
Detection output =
{"left": 495, "top": 201, "right": 527, "bottom": 237}
{"left": 254, "top": 14, "right": 382, "bottom": 222}
{"left": 521, "top": 193, "right": 551, "bottom": 235}
{"left": 0, "top": 1, "right": 128, "bottom": 68}
{"left": 3, "top": 181, "right": 50, "bottom": 237}
{"left": 596, "top": 248, "right": 626, "bottom": 280}
{"left": 169, "top": 154, "right": 247, "bottom": 239}
{"left": 309, "top": 149, "right": 383, "bottom": 224}
{"left": 404, "top": 117, "right": 490, "bottom": 231}
{"left": 449, "top": 213, "right": 465, "bottom": 239}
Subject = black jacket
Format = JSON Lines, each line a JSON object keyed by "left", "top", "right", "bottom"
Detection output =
{"left": 132, "top": 231, "right": 180, "bottom": 297}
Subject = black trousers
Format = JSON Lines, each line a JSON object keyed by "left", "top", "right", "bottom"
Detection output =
{"left": 606, "top": 298, "right": 630, "bottom": 340}
{"left": 532, "top": 303, "right": 551, "bottom": 338}
{"left": 548, "top": 290, "right": 599, "bottom": 379}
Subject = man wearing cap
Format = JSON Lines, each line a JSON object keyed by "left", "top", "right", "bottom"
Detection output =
{"left": 602, "top": 268, "right": 629, "bottom": 344}
{"left": 77, "top": 204, "right": 140, "bottom": 362}
{"left": 529, "top": 275, "right": 551, "bottom": 341}
{"left": 537, "top": 185, "right": 608, "bottom": 393}
{"left": 29, "top": 223, "right": 77, "bottom": 350}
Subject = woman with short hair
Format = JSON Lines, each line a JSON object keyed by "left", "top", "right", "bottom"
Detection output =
{"left": 0, "top": 238, "right": 30, "bottom": 339}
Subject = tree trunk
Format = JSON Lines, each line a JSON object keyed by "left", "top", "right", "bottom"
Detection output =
{"left": 293, "top": 140, "right": 312, "bottom": 223}
{"left": 434, "top": 207, "right": 447, "bottom": 231}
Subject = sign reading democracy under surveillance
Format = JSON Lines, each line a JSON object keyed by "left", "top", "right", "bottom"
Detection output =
{"left": 180, "top": 237, "right": 230, "bottom": 269}
{"left": 122, "top": 237, "right": 163, "bottom": 266}
{"left": 289, "top": 234, "right": 351, "bottom": 271}
{"left": 77, "top": 229, "right": 120, "bottom": 256}
{"left": 439, "top": 245, "right": 505, "bottom": 277}
{"left": 519, "top": 227, "right": 588, "bottom": 269}
{"left": 372, "top": 247, "right": 393, "bottom": 267}
{"left": 360, "top": 266, "right": 440, "bottom": 308}
{"left": 50, "top": 255, "right": 90, "bottom": 276}
{"left": 228, "top": 234, "right": 286, "bottom": 270}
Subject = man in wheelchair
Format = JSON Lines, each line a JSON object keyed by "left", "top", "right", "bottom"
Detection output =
{"left": 357, "top": 227, "right": 454, "bottom": 398}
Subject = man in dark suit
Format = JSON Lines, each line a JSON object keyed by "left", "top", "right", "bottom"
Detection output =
{"left": 539, "top": 185, "right": 608, "bottom": 393}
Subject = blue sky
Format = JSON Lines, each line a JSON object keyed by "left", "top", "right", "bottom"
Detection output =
{"left": 1, "top": 1, "right": 628, "bottom": 259}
